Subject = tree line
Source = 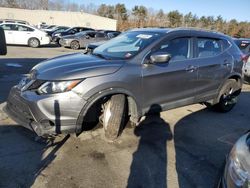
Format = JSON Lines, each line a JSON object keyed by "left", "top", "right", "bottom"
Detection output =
{"left": 1, "top": 0, "right": 250, "bottom": 38}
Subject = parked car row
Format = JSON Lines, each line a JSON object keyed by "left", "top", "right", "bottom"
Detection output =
{"left": 59, "top": 30, "right": 121, "bottom": 50}
{"left": 0, "top": 19, "right": 120, "bottom": 48}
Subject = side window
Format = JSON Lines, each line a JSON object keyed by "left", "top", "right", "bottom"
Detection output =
{"left": 16, "top": 25, "right": 34, "bottom": 32}
{"left": 0, "top": 24, "right": 15, "bottom": 31}
{"left": 155, "top": 37, "right": 191, "bottom": 62}
{"left": 197, "top": 38, "right": 222, "bottom": 58}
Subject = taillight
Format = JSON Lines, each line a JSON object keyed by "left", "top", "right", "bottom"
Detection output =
{"left": 241, "top": 54, "right": 249, "bottom": 64}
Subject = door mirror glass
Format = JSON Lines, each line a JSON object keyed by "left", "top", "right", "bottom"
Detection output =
{"left": 0, "top": 27, "right": 7, "bottom": 55}
{"left": 150, "top": 52, "right": 171, "bottom": 64}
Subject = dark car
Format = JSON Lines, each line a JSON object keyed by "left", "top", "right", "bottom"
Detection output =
{"left": 218, "top": 131, "right": 250, "bottom": 188}
{"left": 52, "top": 27, "right": 94, "bottom": 44}
{"left": 45, "top": 26, "right": 69, "bottom": 37}
{"left": 234, "top": 38, "right": 250, "bottom": 54}
{"left": 61, "top": 31, "right": 120, "bottom": 50}
{"left": 5, "top": 28, "right": 244, "bottom": 141}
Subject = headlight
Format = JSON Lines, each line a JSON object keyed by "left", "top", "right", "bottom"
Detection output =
{"left": 38, "top": 80, "right": 81, "bottom": 94}
{"left": 228, "top": 145, "right": 250, "bottom": 187}
{"left": 54, "top": 33, "right": 61, "bottom": 37}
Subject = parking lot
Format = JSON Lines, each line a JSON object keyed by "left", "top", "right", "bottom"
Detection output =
{"left": 0, "top": 45, "right": 250, "bottom": 188}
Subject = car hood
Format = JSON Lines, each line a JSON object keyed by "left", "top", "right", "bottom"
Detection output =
{"left": 32, "top": 53, "right": 124, "bottom": 80}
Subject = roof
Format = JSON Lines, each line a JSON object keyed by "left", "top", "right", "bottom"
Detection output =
{"left": 128, "top": 27, "right": 226, "bottom": 37}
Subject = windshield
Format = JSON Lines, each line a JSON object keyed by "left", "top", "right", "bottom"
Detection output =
{"left": 93, "top": 31, "right": 164, "bottom": 60}
{"left": 65, "top": 27, "right": 74, "bottom": 32}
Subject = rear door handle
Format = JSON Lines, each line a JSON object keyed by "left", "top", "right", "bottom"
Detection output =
{"left": 186, "top": 65, "right": 198, "bottom": 72}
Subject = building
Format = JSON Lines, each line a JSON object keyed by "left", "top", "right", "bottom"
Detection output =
{"left": 0, "top": 7, "right": 117, "bottom": 30}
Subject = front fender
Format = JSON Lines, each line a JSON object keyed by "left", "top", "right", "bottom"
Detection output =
{"left": 75, "top": 87, "right": 142, "bottom": 133}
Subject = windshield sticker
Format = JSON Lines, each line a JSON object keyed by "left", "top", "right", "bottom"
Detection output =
{"left": 136, "top": 34, "right": 152, "bottom": 39}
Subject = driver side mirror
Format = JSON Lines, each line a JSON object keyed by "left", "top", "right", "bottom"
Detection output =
{"left": 150, "top": 52, "right": 171, "bottom": 64}
{"left": 0, "top": 27, "right": 7, "bottom": 55}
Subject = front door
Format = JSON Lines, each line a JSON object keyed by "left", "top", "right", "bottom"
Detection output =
{"left": 142, "top": 37, "right": 198, "bottom": 111}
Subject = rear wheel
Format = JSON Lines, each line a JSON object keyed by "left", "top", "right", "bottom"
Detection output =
{"left": 28, "top": 38, "right": 40, "bottom": 48}
{"left": 70, "top": 41, "right": 80, "bottom": 50}
{"left": 103, "top": 94, "right": 127, "bottom": 141}
{"left": 214, "top": 79, "right": 240, "bottom": 112}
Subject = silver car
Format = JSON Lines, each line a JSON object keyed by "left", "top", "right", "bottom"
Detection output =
{"left": 60, "top": 31, "right": 120, "bottom": 50}
{"left": 218, "top": 132, "right": 250, "bottom": 188}
{"left": 5, "top": 28, "right": 244, "bottom": 141}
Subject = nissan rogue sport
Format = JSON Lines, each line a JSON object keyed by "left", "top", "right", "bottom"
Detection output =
{"left": 5, "top": 28, "right": 244, "bottom": 140}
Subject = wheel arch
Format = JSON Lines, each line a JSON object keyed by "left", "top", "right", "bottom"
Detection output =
{"left": 213, "top": 73, "right": 243, "bottom": 104}
{"left": 28, "top": 37, "right": 40, "bottom": 47}
{"left": 75, "top": 88, "right": 142, "bottom": 133}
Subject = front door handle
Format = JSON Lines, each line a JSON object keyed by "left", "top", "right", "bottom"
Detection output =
{"left": 186, "top": 65, "right": 198, "bottom": 72}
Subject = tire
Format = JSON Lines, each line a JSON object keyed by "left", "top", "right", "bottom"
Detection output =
{"left": 28, "top": 38, "right": 40, "bottom": 48}
{"left": 103, "top": 94, "right": 127, "bottom": 141}
{"left": 70, "top": 41, "right": 80, "bottom": 50}
{"left": 214, "top": 79, "right": 240, "bottom": 112}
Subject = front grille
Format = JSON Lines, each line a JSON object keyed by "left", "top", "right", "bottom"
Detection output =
{"left": 7, "top": 91, "right": 33, "bottom": 121}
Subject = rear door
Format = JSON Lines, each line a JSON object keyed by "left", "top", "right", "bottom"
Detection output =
{"left": 13, "top": 24, "right": 35, "bottom": 45}
{"left": 194, "top": 37, "right": 233, "bottom": 100}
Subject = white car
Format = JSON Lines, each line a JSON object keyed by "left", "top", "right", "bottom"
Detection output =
{"left": 0, "top": 23, "right": 50, "bottom": 48}
{"left": 243, "top": 56, "right": 250, "bottom": 83}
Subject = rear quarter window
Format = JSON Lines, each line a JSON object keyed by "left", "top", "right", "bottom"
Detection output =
{"left": 222, "top": 39, "right": 231, "bottom": 50}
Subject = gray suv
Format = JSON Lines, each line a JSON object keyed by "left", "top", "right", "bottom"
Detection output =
{"left": 5, "top": 28, "right": 244, "bottom": 140}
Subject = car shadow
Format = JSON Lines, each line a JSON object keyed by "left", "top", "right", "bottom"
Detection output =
{"left": 0, "top": 125, "right": 69, "bottom": 188}
{"left": 174, "top": 91, "right": 250, "bottom": 188}
{"left": 127, "top": 104, "right": 173, "bottom": 188}
{"left": 0, "top": 58, "right": 46, "bottom": 103}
